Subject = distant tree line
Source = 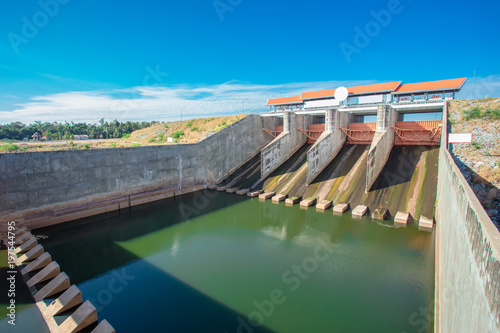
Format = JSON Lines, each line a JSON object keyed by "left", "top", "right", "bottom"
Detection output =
{"left": 0, "top": 118, "right": 157, "bottom": 141}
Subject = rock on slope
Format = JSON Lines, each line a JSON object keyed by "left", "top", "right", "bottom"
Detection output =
{"left": 448, "top": 99, "right": 500, "bottom": 228}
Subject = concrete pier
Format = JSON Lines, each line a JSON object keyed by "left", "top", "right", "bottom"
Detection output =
{"left": 394, "top": 211, "right": 410, "bottom": 226}
{"left": 44, "top": 285, "right": 83, "bottom": 317}
{"left": 306, "top": 110, "right": 352, "bottom": 184}
{"left": 236, "top": 189, "right": 250, "bottom": 195}
{"left": 57, "top": 301, "right": 98, "bottom": 333}
{"left": 285, "top": 196, "right": 301, "bottom": 205}
{"left": 352, "top": 205, "right": 368, "bottom": 217}
{"left": 259, "top": 192, "right": 275, "bottom": 200}
{"left": 333, "top": 203, "right": 349, "bottom": 214}
{"left": 316, "top": 200, "right": 332, "bottom": 210}
{"left": 21, "top": 252, "right": 52, "bottom": 275}
{"left": 366, "top": 105, "right": 398, "bottom": 192}
{"left": 92, "top": 320, "right": 116, "bottom": 333}
{"left": 14, "top": 226, "right": 28, "bottom": 236}
{"left": 261, "top": 112, "right": 309, "bottom": 179}
{"left": 272, "top": 194, "right": 287, "bottom": 203}
{"left": 247, "top": 190, "right": 263, "bottom": 197}
{"left": 13, "top": 236, "right": 38, "bottom": 254}
{"left": 16, "top": 231, "right": 34, "bottom": 245}
{"left": 33, "top": 272, "right": 70, "bottom": 301}
{"left": 372, "top": 208, "right": 388, "bottom": 220}
{"left": 226, "top": 188, "right": 239, "bottom": 193}
{"left": 418, "top": 216, "right": 434, "bottom": 232}
{"left": 15, "top": 244, "right": 44, "bottom": 266}
{"left": 300, "top": 198, "right": 317, "bottom": 207}
{"left": 26, "top": 262, "right": 60, "bottom": 287}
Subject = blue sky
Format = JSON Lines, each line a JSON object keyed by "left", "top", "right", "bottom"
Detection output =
{"left": 1, "top": 0, "right": 499, "bottom": 124}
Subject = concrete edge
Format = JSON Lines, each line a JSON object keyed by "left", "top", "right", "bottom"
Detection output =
{"left": 261, "top": 132, "right": 307, "bottom": 180}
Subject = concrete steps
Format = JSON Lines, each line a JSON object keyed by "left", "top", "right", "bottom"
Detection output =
{"left": 236, "top": 189, "right": 250, "bottom": 195}
{"left": 372, "top": 208, "right": 388, "bottom": 220}
{"left": 285, "top": 196, "right": 301, "bottom": 205}
{"left": 300, "top": 198, "right": 317, "bottom": 207}
{"left": 333, "top": 203, "right": 349, "bottom": 214}
{"left": 419, "top": 216, "right": 434, "bottom": 232}
{"left": 21, "top": 252, "right": 52, "bottom": 275}
{"left": 272, "top": 194, "right": 287, "bottom": 203}
{"left": 352, "top": 205, "right": 368, "bottom": 217}
{"left": 44, "top": 285, "right": 83, "bottom": 317}
{"left": 16, "top": 244, "right": 44, "bottom": 266}
{"left": 57, "top": 301, "right": 98, "bottom": 333}
{"left": 247, "top": 190, "right": 263, "bottom": 198}
{"left": 259, "top": 192, "right": 275, "bottom": 200}
{"left": 26, "top": 261, "right": 60, "bottom": 288}
{"left": 316, "top": 200, "right": 332, "bottom": 210}
{"left": 33, "top": 272, "right": 70, "bottom": 301}
{"left": 394, "top": 211, "right": 410, "bottom": 227}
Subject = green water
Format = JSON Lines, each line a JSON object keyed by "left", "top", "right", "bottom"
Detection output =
{"left": 37, "top": 190, "right": 435, "bottom": 333}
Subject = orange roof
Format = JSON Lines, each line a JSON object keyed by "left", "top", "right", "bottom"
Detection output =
{"left": 301, "top": 88, "right": 337, "bottom": 100}
{"left": 393, "top": 78, "right": 467, "bottom": 94}
{"left": 301, "top": 81, "right": 401, "bottom": 100}
{"left": 267, "top": 96, "right": 303, "bottom": 106}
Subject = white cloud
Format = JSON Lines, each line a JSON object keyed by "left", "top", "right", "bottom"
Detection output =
{"left": 3, "top": 76, "right": 497, "bottom": 125}
{"left": 0, "top": 80, "right": 373, "bottom": 124}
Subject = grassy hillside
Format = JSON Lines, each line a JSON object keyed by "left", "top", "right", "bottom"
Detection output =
{"left": 0, "top": 114, "right": 246, "bottom": 153}
{"left": 448, "top": 98, "right": 500, "bottom": 226}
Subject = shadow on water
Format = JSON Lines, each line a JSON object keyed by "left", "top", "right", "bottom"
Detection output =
{"left": 30, "top": 191, "right": 435, "bottom": 333}
{"left": 34, "top": 190, "right": 273, "bottom": 333}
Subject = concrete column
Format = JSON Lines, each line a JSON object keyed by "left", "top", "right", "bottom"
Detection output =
{"left": 376, "top": 104, "right": 397, "bottom": 131}
{"left": 283, "top": 111, "right": 291, "bottom": 132}
{"left": 325, "top": 109, "right": 335, "bottom": 132}
{"left": 366, "top": 105, "right": 398, "bottom": 192}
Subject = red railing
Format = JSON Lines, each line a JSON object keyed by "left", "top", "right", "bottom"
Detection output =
{"left": 340, "top": 122, "right": 376, "bottom": 145}
{"left": 262, "top": 125, "right": 283, "bottom": 138}
{"left": 298, "top": 124, "right": 325, "bottom": 143}
{"left": 392, "top": 121, "right": 441, "bottom": 146}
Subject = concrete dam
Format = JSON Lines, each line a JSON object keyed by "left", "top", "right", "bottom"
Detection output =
{"left": 1, "top": 106, "right": 499, "bottom": 330}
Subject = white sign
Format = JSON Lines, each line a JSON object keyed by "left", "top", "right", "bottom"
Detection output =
{"left": 448, "top": 133, "right": 473, "bottom": 143}
{"left": 167, "top": 137, "right": 173, "bottom": 143}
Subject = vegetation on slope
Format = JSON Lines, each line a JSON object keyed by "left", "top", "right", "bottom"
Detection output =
{"left": 0, "top": 114, "right": 246, "bottom": 153}
{"left": 449, "top": 98, "right": 500, "bottom": 226}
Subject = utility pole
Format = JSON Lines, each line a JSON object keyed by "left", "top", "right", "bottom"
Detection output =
{"left": 471, "top": 70, "right": 476, "bottom": 99}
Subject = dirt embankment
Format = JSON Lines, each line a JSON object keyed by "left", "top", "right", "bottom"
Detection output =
{"left": 0, "top": 114, "right": 246, "bottom": 153}
{"left": 448, "top": 99, "right": 500, "bottom": 227}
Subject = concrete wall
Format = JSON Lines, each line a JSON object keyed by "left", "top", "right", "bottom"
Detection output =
{"left": 435, "top": 103, "right": 500, "bottom": 333}
{"left": 306, "top": 111, "right": 352, "bottom": 184}
{"left": 366, "top": 105, "right": 398, "bottom": 191}
{"left": 261, "top": 113, "right": 309, "bottom": 179}
{"left": 0, "top": 115, "right": 275, "bottom": 230}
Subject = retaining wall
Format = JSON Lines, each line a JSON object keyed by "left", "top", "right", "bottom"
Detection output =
{"left": 435, "top": 103, "right": 500, "bottom": 332}
{"left": 0, "top": 115, "right": 276, "bottom": 230}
